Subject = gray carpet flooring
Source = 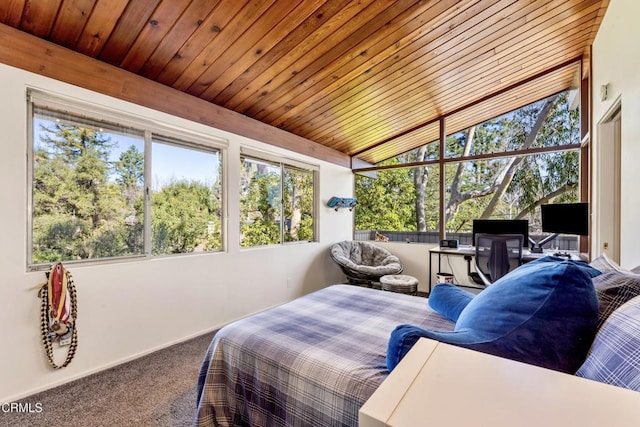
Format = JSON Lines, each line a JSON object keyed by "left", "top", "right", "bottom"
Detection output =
{"left": 0, "top": 330, "right": 217, "bottom": 427}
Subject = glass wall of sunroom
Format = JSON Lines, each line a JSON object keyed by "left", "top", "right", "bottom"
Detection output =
{"left": 354, "top": 90, "right": 582, "bottom": 251}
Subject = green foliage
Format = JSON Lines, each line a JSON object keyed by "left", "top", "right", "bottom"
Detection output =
{"left": 292, "top": 216, "right": 314, "bottom": 241}
{"left": 240, "top": 158, "right": 316, "bottom": 247}
{"left": 240, "top": 159, "right": 281, "bottom": 247}
{"left": 283, "top": 166, "right": 314, "bottom": 242}
{"left": 151, "top": 181, "right": 221, "bottom": 254}
{"left": 505, "top": 93, "right": 580, "bottom": 224}
{"left": 444, "top": 156, "right": 510, "bottom": 232}
{"left": 240, "top": 218, "right": 280, "bottom": 246}
{"left": 355, "top": 158, "right": 417, "bottom": 231}
{"left": 32, "top": 124, "right": 134, "bottom": 262}
{"left": 31, "top": 119, "right": 222, "bottom": 264}
{"left": 114, "top": 145, "right": 144, "bottom": 190}
{"left": 355, "top": 92, "right": 581, "bottom": 234}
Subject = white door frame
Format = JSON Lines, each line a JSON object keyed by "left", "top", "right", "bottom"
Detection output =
{"left": 595, "top": 98, "right": 621, "bottom": 262}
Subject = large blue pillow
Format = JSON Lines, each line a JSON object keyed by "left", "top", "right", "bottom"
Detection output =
{"left": 387, "top": 257, "right": 599, "bottom": 373}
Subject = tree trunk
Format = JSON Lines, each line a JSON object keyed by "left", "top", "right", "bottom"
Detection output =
{"left": 514, "top": 182, "right": 578, "bottom": 219}
{"left": 445, "top": 126, "right": 475, "bottom": 217}
{"left": 414, "top": 145, "right": 429, "bottom": 231}
{"left": 480, "top": 95, "right": 558, "bottom": 218}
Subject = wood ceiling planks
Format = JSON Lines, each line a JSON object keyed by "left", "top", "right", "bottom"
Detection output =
{"left": 19, "top": 0, "right": 62, "bottom": 37}
{"left": 358, "top": 60, "right": 580, "bottom": 164}
{"left": 48, "top": 0, "right": 95, "bottom": 47}
{"left": 217, "top": 0, "right": 366, "bottom": 111}
{"left": 0, "top": 0, "right": 26, "bottom": 27}
{"left": 298, "top": 0, "right": 599, "bottom": 152}
{"left": 74, "top": 0, "right": 128, "bottom": 57}
{"left": 0, "top": 0, "right": 608, "bottom": 166}
{"left": 154, "top": 1, "right": 248, "bottom": 87}
{"left": 98, "top": 0, "right": 162, "bottom": 65}
{"left": 192, "top": 0, "right": 314, "bottom": 99}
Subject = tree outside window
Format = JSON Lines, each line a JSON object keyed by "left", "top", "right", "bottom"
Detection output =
{"left": 151, "top": 139, "right": 222, "bottom": 255}
{"left": 355, "top": 91, "right": 580, "bottom": 244}
{"left": 30, "top": 105, "right": 223, "bottom": 267}
{"left": 31, "top": 112, "right": 145, "bottom": 263}
{"left": 240, "top": 155, "right": 316, "bottom": 247}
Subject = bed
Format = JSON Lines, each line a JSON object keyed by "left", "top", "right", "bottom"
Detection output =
{"left": 194, "top": 284, "right": 454, "bottom": 427}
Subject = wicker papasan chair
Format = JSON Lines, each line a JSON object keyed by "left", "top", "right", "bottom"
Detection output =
{"left": 329, "top": 240, "right": 403, "bottom": 286}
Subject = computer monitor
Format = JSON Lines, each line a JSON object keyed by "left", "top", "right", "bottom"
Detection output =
{"left": 472, "top": 219, "right": 529, "bottom": 247}
{"left": 541, "top": 202, "right": 589, "bottom": 236}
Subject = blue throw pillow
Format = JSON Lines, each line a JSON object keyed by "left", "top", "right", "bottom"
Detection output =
{"left": 428, "top": 283, "right": 475, "bottom": 322}
{"left": 387, "top": 257, "right": 599, "bottom": 373}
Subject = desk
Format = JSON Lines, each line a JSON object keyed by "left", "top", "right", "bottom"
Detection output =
{"left": 427, "top": 246, "right": 584, "bottom": 295}
{"left": 428, "top": 246, "right": 478, "bottom": 295}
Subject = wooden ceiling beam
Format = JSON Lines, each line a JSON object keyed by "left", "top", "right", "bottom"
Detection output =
{"left": 0, "top": 23, "right": 350, "bottom": 168}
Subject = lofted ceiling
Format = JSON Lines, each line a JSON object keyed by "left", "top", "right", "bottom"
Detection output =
{"left": 0, "top": 0, "right": 608, "bottom": 165}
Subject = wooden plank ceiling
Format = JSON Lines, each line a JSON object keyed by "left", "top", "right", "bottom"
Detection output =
{"left": 0, "top": 0, "right": 608, "bottom": 165}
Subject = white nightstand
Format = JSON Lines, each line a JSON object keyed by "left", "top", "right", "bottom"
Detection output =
{"left": 360, "top": 338, "right": 640, "bottom": 427}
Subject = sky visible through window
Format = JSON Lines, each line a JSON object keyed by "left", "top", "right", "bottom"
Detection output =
{"left": 34, "top": 118, "right": 219, "bottom": 189}
{"left": 151, "top": 142, "right": 219, "bottom": 190}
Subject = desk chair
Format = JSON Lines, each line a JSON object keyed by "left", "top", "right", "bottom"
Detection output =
{"left": 475, "top": 233, "right": 524, "bottom": 286}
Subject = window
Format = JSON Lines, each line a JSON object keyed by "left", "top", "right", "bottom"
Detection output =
{"left": 283, "top": 165, "right": 315, "bottom": 242}
{"left": 444, "top": 92, "right": 580, "bottom": 246}
{"left": 151, "top": 137, "right": 223, "bottom": 255}
{"left": 355, "top": 91, "right": 581, "bottom": 246}
{"left": 355, "top": 161, "right": 440, "bottom": 241}
{"left": 28, "top": 91, "right": 225, "bottom": 268}
{"left": 444, "top": 151, "right": 579, "bottom": 231}
{"left": 240, "top": 151, "right": 317, "bottom": 247}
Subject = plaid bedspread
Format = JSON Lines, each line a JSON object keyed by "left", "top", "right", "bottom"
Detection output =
{"left": 194, "top": 284, "right": 454, "bottom": 427}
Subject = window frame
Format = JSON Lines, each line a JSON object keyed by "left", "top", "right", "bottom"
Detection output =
{"left": 239, "top": 147, "right": 319, "bottom": 248}
{"left": 26, "top": 89, "right": 228, "bottom": 270}
{"left": 352, "top": 90, "right": 584, "bottom": 243}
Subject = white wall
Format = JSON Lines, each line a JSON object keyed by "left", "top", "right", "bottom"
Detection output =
{"left": 591, "top": 0, "right": 640, "bottom": 268}
{"left": 377, "top": 242, "right": 478, "bottom": 294}
{"left": 0, "top": 63, "right": 353, "bottom": 402}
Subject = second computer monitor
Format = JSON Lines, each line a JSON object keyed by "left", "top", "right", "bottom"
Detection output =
{"left": 472, "top": 219, "right": 529, "bottom": 247}
{"left": 541, "top": 202, "right": 588, "bottom": 236}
